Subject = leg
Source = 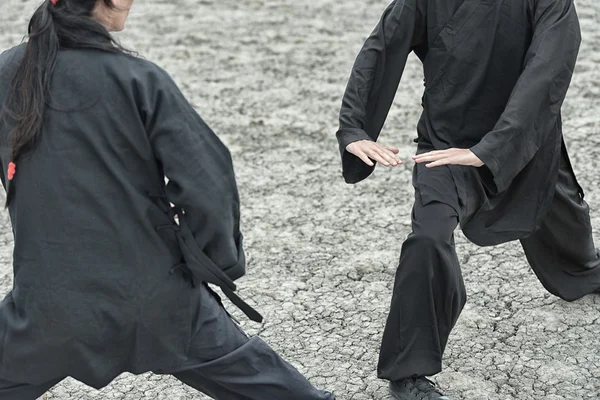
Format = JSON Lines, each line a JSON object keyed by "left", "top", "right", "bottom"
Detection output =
{"left": 521, "top": 149, "right": 600, "bottom": 301}
{"left": 0, "top": 377, "right": 61, "bottom": 400}
{"left": 169, "top": 284, "right": 334, "bottom": 400}
{"left": 378, "top": 188, "right": 466, "bottom": 382}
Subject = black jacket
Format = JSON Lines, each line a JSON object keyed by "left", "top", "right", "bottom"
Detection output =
{"left": 0, "top": 45, "right": 258, "bottom": 388}
{"left": 336, "top": 0, "right": 582, "bottom": 245}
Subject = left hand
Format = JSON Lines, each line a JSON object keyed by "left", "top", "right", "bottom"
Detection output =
{"left": 412, "top": 148, "right": 484, "bottom": 168}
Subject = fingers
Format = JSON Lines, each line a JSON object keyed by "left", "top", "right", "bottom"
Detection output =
{"left": 346, "top": 142, "right": 376, "bottom": 166}
{"left": 413, "top": 149, "right": 454, "bottom": 168}
{"left": 346, "top": 140, "right": 402, "bottom": 167}
{"left": 365, "top": 149, "right": 393, "bottom": 167}
{"left": 369, "top": 147, "right": 401, "bottom": 166}
{"left": 413, "top": 154, "right": 443, "bottom": 163}
{"left": 425, "top": 158, "right": 451, "bottom": 168}
{"left": 376, "top": 144, "right": 402, "bottom": 165}
{"left": 418, "top": 153, "right": 459, "bottom": 168}
{"left": 412, "top": 149, "right": 449, "bottom": 163}
{"left": 359, "top": 144, "right": 402, "bottom": 167}
{"left": 355, "top": 150, "right": 375, "bottom": 167}
{"left": 382, "top": 145, "right": 400, "bottom": 154}
{"left": 412, "top": 148, "right": 484, "bottom": 168}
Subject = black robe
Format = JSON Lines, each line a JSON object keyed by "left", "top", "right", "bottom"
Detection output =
{"left": 0, "top": 45, "right": 257, "bottom": 388}
{"left": 336, "top": 0, "right": 583, "bottom": 246}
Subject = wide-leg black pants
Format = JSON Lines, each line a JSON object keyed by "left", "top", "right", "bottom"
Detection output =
{"left": 377, "top": 152, "right": 600, "bottom": 382}
{"left": 0, "top": 284, "right": 334, "bottom": 400}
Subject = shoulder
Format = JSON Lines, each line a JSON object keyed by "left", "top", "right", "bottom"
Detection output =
{"left": 54, "top": 48, "right": 175, "bottom": 91}
{"left": 529, "top": 0, "right": 575, "bottom": 15}
{"left": 0, "top": 44, "right": 26, "bottom": 77}
{"left": 0, "top": 44, "right": 27, "bottom": 101}
{"left": 102, "top": 53, "right": 176, "bottom": 87}
{"left": 527, "top": 0, "right": 578, "bottom": 30}
{"left": 99, "top": 53, "right": 185, "bottom": 104}
{"left": 97, "top": 54, "right": 194, "bottom": 122}
{"left": 62, "top": 50, "right": 184, "bottom": 104}
{"left": 119, "top": 55, "right": 170, "bottom": 79}
{"left": 0, "top": 44, "right": 26, "bottom": 63}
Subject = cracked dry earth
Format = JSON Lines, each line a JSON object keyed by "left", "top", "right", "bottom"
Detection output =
{"left": 1, "top": 0, "right": 599, "bottom": 399}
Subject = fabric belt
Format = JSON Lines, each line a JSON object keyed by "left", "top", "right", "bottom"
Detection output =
{"left": 151, "top": 193, "right": 263, "bottom": 323}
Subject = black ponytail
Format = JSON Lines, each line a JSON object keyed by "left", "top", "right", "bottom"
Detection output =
{"left": 2, "top": 0, "right": 129, "bottom": 207}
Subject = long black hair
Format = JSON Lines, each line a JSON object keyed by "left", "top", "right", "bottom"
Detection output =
{"left": 2, "top": 0, "right": 129, "bottom": 206}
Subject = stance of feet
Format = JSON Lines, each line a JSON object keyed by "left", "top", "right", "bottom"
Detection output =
{"left": 389, "top": 377, "right": 450, "bottom": 400}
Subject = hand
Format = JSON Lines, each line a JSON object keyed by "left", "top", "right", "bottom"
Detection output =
{"left": 346, "top": 140, "right": 403, "bottom": 167}
{"left": 412, "top": 148, "right": 484, "bottom": 168}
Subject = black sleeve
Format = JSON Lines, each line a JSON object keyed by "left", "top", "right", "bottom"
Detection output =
{"left": 470, "top": 0, "right": 581, "bottom": 193}
{"left": 140, "top": 65, "right": 244, "bottom": 274}
{"left": 336, "top": 0, "right": 426, "bottom": 183}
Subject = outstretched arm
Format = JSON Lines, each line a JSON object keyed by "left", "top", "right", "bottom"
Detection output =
{"left": 336, "top": 0, "right": 426, "bottom": 183}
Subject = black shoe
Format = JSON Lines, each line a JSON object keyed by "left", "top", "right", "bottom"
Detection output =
{"left": 389, "top": 377, "right": 450, "bottom": 400}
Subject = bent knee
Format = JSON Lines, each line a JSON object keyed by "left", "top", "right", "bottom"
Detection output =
{"left": 399, "top": 233, "right": 457, "bottom": 277}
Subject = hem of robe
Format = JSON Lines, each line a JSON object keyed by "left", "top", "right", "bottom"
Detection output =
{"left": 459, "top": 181, "right": 558, "bottom": 248}
{"left": 460, "top": 137, "right": 584, "bottom": 247}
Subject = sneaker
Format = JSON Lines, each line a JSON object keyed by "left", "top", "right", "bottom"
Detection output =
{"left": 389, "top": 377, "right": 450, "bottom": 400}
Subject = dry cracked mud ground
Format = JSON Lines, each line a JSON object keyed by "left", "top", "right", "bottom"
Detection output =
{"left": 0, "top": 0, "right": 599, "bottom": 399}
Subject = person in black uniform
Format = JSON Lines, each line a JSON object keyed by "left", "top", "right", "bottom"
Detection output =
{"left": 335, "top": 0, "right": 600, "bottom": 399}
{"left": 0, "top": 1, "right": 335, "bottom": 399}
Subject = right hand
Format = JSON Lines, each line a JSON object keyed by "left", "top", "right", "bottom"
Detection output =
{"left": 346, "top": 140, "right": 402, "bottom": 167}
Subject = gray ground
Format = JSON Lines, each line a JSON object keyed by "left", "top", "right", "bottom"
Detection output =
{"left": 1, "top": 0, "right": 599, "bottom": 399}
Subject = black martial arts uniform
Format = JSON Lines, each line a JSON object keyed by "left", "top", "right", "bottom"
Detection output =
{"left": 336, "top": 0, "right": 600, "bottom": 383}
{"left": 0, "top": 45, "right": 333, "bottom": 400}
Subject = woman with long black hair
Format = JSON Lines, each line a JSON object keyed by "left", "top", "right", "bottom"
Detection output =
{"left": 0, "top": 1, "right": 335, "bottom": 399}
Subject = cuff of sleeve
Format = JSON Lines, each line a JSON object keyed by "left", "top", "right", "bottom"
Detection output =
{"left": 470, "top": 143, "right": 504, "bottom": 194}
{"left": 335, "top": 128, "right": 375, "bottom": 184}
{"left": 336, "top": 128, "right": 372, "bottom": 154}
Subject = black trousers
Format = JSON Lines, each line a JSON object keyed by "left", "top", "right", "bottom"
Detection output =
{"left": 0, "top": 284, "right": 334, "bottom": 400}
{"left": 377, "top": 154, "right": 600, "bottom": 382}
